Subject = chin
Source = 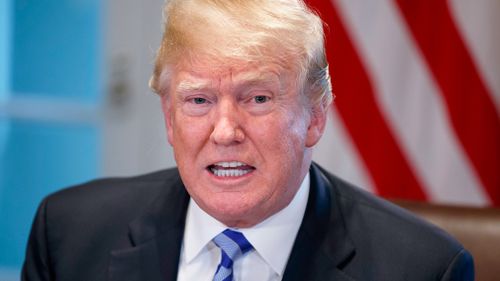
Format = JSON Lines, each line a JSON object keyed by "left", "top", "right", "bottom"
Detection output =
{"left": 207, "top": 200, "right": 263, "bottom": 227}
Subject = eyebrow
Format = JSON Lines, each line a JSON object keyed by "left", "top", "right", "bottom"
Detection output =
{"left": 175, "top": 80, "right": 212, "bottom": 93}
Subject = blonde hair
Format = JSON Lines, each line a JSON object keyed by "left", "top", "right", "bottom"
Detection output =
{"left": 149, "top": 0, "right": 333, "bottom": 110}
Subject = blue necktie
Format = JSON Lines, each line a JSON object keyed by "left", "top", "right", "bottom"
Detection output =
{"left": 212, "top": 229, "right": 253, "bottom": 281}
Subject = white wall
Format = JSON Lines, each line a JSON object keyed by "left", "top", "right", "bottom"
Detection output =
{"left": 103, "top": 0, "right": 176, "bottom": 176}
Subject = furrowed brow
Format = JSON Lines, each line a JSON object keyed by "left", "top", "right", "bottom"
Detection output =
{"left": 236, "top": 71, "right": 280, "bottom": 84}
{"left": 235, "top": 72, "right": 282, "bottom": 93}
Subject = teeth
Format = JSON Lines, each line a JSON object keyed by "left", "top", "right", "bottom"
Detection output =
{"left": 209, "top": 161, "right": 254, "bottom": 177}
{"left": 210, "top": 167, "right": 252, "bottom": 177}
{"left": 214, "top": 161, "right": 246, "bottom": 168}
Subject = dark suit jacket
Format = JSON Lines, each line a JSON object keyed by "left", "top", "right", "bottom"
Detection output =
{"left": 22, "top": 163, "right": 474, "bottom": 281}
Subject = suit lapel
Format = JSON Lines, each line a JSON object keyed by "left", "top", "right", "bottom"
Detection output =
{"left": 282, "top": 163, "right": 356, "bottom": 281}
{"left": 108, "top": 173, "right": 190, "bottom": 281}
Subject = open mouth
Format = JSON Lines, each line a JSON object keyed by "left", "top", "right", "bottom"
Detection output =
{"left": 207, "top": 161, "right": 256, "bottom": 177}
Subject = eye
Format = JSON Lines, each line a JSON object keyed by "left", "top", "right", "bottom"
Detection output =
{"left": 182, "top": 96, "right": 212, "bottom": 116}
{"left": 192, "top": 97, "right": 207, "bottom": 104}
{"left": 254, "top": 95, "right": 270, "bottom": 104}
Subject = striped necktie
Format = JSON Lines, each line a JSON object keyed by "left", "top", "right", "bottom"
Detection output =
{"left": 212, "top": 229, "right": 253, "bottom": 281}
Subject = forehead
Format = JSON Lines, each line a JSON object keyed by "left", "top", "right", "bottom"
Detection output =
{"left": 177, "top": 71, "right": 283, "bottom": 93}
{"left": 172, "top": 59, "right": 289, "bottom": 87}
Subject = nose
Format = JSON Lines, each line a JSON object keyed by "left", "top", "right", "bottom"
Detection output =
{"left": 210, "top": 100, "right": 245, "bottom": 145}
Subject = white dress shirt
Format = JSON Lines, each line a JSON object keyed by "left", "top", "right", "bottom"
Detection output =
{"left": 177, "top": 173, "right": 310, "bottom": 281}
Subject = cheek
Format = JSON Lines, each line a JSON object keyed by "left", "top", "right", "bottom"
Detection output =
{"left": 277, "top": 110, "right": 308, "bottom": 149}
{"left": 171, "top": 115, "right": 208, "bottom": 161}
{"left": 259, "top": 111, "right": 308, "bottom": 170}
{"left": 172, "top": 112, "right": 209, "bottom": 141}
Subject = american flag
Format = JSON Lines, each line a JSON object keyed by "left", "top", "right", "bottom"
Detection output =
{"left": 308, "top": 0, "right": 500, "bottom": 206}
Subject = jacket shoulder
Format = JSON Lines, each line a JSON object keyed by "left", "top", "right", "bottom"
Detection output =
{"left": 46, "top": 168, "right": 180, "bottom": 210}
{"left": 41, "top": 168, "right": 182, "bottom": 246}
{"left": 316, "top": 165, "right": 472, "bottom": 280}
{"left": 23, "top": 168, "right": 184, "bottom": 281}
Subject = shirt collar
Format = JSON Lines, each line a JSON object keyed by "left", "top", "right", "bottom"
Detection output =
{"left": 182, "top": 172, "right": 310, "bottom": 276}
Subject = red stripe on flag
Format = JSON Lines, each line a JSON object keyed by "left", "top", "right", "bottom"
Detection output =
{"left": 395, "top": 0, "right": 500, "bottom": 205}
{"left": 306, "top": 0, "right": 427, "bottom": 200}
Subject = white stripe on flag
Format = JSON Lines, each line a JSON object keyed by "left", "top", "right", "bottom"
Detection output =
{"left": 332, "top": 0, "right": 490, "bottom": 205}
{"left": 448, "top": 0, "right": 500, "bottom": 111}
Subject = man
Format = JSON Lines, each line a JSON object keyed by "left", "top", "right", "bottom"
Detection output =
{"left": 22, "top": 0, "right": 474, "bottom": 280}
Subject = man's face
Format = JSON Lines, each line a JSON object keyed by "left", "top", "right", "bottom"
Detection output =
{"left": 161, "top": 59, "right": 325, "bottom": 227}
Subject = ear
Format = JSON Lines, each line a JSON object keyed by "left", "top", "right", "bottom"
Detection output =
{"left": 161, "top": 95, "right": 175, "bottom": 146}
{"left": 305, "top": 104, "right": 327, "bottom": 147}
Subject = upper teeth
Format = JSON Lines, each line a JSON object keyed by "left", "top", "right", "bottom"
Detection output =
{"left": 214, "top": 161, "right": 246, "bottom": 168}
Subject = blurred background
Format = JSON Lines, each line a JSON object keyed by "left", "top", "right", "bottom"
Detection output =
{"left": 0, "top": 0, "right": 498, "bottom": 279}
